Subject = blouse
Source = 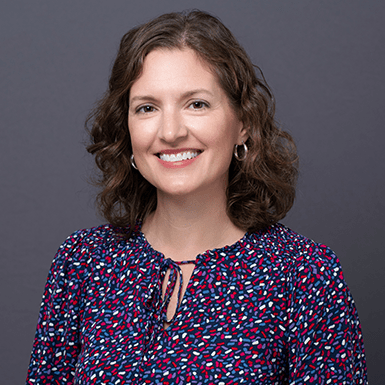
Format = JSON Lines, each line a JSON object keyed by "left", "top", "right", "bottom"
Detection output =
{"left": 26, "top": 222, "right": 368, "bottom": 384}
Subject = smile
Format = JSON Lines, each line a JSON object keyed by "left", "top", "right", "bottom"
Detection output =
{"left": 158, "top": 150, "right": 201, "bottom": 163}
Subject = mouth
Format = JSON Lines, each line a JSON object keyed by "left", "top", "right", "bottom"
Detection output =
{"left": 157, "top": 150, "right": 202, "bottom": 163}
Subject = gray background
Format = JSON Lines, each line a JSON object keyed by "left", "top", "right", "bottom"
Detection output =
{"left": 1, "top": 0, "right": 384, "bottom": 383}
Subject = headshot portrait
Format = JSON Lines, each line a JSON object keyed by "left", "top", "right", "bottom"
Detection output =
{"left": 1, "top": 1, "right": 383, "bottom": 384}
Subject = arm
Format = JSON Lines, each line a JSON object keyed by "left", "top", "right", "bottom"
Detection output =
{"left": 286, "top": 245, "right": 367, "bottom": 384}
{"left": 26, "top": 231, "right": 89, "bottom": 384}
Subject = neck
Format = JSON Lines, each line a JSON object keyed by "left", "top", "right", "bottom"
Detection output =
{"left": 141, "top": 186, "right": 245, "bottom": 261}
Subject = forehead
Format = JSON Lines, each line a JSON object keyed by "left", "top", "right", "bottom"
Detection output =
{"left": 130, "top": 48, "right": 221, "bottom": 95}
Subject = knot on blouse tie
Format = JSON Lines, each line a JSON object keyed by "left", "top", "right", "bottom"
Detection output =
{"left": 159, "top": 258, "right": 184, "bottom": 324}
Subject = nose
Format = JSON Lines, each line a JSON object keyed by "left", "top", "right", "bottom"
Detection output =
{"left": 157, "top": 108, "right": 188, "bottom": 143}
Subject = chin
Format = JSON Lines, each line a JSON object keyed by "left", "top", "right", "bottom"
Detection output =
{"left": 158, "top": 186, "right": 197, "bottom": 197}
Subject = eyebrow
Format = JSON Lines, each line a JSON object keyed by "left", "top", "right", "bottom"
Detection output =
{"left": 129, "top": 88, "right": 214, "bottom": 104}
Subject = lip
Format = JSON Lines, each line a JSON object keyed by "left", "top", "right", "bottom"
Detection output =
{"left": 156, "top": 148, "right": 203, "bottom": 169}
{"left": 156, "top": 148, "right": 202, "bottom": 156}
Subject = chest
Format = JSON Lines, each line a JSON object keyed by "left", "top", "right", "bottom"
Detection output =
{"left": 162, "top": 262, "right": 195, "bottom": 328}
{"left": 75, "top": 251, "right": 289, "bottom": 384}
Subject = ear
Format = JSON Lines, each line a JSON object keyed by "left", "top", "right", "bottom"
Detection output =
{"left": 237, "top": 123, "right": 249, "bottom": 145}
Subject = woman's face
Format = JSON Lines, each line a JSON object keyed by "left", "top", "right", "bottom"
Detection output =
{"left": 128, "top": 48, "right": 247, "bottom": 198}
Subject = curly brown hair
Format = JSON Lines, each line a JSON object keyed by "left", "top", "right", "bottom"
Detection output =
{"left": 86, "top": 10, "right": 298, "bottom": 232}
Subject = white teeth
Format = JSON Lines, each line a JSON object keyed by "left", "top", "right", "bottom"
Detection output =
{"left": 159, "top": 151, "right": 200, "bottom": 162}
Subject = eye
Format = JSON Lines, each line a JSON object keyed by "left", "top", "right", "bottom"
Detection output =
{"left": 189, "top": 100, "right": 209, "bottom": 110}
{"left": 136, "top": 105, "right": 156, "bottom": 114}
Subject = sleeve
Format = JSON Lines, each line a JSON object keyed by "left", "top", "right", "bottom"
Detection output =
{"left": 26, "top": 230, "right": 89, "bottom": 385}
{"left": 286, "top": 244, "right": 368, "bottom": 384}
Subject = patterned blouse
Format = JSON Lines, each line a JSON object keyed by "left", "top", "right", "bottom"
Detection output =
{"left": 26, "top": 223, "right": 367, "bottom": 384}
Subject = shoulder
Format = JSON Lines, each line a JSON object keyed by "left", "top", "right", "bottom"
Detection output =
{"left": 62, "top": 223, "right": 129, "bottom": 247}
{"left": 249, "top": 224, "right": 355, "bottom": 320}
{"left": 254, "top": 227, "right": 369, "bottom": 382}
{"left": 58, "top": 223, "right": 140, "bottom": 255}
{"left": 50, "top": 223, "right": 141, "bottom": 272}
{"left": 45, "top": 223, "right": 143, "bottom": 292}
{"left": 249, "top": 222, "right": 335, "bottom": 257}
{"left": 248, "top": 223, "right": 344, "bottom": 283}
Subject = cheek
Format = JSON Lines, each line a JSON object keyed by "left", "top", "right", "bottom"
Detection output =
{"left": 213, "top": 119, "right": 241, "bottom": 150}
{"left": 128, "top": 119, "right": 152, "bottom": 154}
{"left": 127, "top": 116, "right": 136, "bottom": 149}
{"left": 199, "top": 113, "right": 238, "bottom": 141}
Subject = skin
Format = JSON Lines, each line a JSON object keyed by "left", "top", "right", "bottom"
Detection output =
{"left": 128, "top": 48, "right": 248, "bottom": 325}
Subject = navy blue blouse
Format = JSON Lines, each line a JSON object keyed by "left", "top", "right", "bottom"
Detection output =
{"left": 27, "top": 222, "right": 367, "bottom": 384}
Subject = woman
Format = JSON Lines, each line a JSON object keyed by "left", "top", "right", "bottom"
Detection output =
{"left": 27, "top": 10, "right": 367, "bottom": 384}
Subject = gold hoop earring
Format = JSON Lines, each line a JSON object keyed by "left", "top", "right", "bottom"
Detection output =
{"left": 234, "top": 141, "right": 248, "bottom": 161}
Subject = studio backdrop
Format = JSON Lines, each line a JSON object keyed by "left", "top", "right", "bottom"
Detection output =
{"left": 1, "top": 1, "right": 384, "bottom": 384}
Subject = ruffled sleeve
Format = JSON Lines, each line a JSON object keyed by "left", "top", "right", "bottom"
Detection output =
{"left": 26, "top": 230, "right": 90, "bottom": 384}
{"left": 286, "top": 244, "right": 367, "bottom": 384}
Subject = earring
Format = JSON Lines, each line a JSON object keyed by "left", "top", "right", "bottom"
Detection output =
{"left": 130, "top": 154, "right": 138, "bottom": 170}
{"left": 234, "top": 141, "right": 248, "bottom": 161}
